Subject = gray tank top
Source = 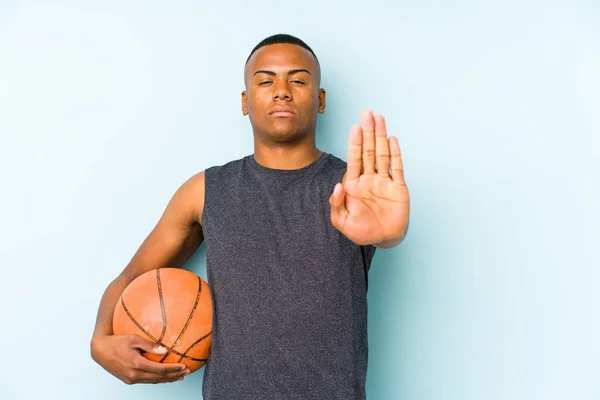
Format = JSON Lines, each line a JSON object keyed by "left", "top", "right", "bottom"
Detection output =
{"left": 200, "top": 151, "right": 377, "bottom": 399}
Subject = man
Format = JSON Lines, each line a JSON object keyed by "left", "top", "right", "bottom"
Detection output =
{"left": 91, "top": 33, "right": 410, "bottom": 399}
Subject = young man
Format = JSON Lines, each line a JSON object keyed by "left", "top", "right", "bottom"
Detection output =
{"left": 90, "top": 33, "right": 410, "bottom": 399}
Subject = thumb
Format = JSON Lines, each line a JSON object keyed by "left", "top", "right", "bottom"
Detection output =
{"left": 329, "top": 183, "right": 348, "bottom": 228}
{"left": 130, "top": 336, "right": 167, "bottom": 354}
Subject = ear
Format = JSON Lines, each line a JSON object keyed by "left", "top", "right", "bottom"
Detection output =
{"left": 241, "top": 91, "right": 248, "bottom": 116}
{"left": 318, "top": 88, "right": 326, "bottom": 114}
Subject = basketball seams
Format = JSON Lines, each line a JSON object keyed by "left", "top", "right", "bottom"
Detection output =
{"left": 120, "top": 294, "right": 210, "bottom": 362}
{"left": 156, "top": 269, "right": 167, "bottom": 343}
{"left": 159, "top": 275, "right": 203, "bottom": 363}
{"left": 115, "top": 268, "right": 213, "bottom": 369}
{"left": 178, "top": 330, "right": 212, "bottom": 362}
{"left": 178, "top": 279, "right": 213, "bottom": 362}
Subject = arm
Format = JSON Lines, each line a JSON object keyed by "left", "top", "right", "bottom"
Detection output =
{"left": 90, "top": 171, "right": 206, "bottom": 384}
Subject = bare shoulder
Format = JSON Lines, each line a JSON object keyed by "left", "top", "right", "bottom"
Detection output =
{"left": 172, "top": 170, "right": 206, "bottom": 226}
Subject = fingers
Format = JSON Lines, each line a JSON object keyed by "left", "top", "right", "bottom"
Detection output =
{"left": 127, "top": 335, "right": 189, "bottom": 382}
{"left": 348, "top": 109, "right": 401, "bottom": 182}
{"left": 360, "top": 110, "right": 376, "bottom": 175}
{"left": 136, "top": 356, "right": 188, "bottom": 376}
{"left": 346, "top": 124, "right": 363, "bottom": 180}
{"left": 389, "top": 136, "right": 405, "bottom": 183}
{"left": 374, "top": 115, "right": 390, "bottom": 178}
{"left": 128, "top": 367, "right": 189, "bottom": 384}
{"left": 129, "top": 335, "right": 167, "bottom": 355}
{"left": 128, "top": 355, "right": 190, "bottom": 384}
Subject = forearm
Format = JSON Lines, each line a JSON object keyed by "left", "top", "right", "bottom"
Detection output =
{"left": 90, "top": 227, "right": 203, "bottom": 340}
{"left": 91, "top": 274, "right": 133, "bottom": 339}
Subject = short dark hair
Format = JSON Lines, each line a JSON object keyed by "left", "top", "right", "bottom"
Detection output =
{"left": 245, "top": 33, "right": 319, "bottom": 66}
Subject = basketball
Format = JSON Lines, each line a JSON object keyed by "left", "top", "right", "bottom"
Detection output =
{"left": 112, "top": 268, "right": 213, "bottom": 374}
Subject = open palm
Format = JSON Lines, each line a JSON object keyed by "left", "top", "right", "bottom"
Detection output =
{"left": 329, "top": 110, "right": 410, "bottom": 246}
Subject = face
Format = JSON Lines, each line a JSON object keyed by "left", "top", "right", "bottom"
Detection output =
{"left": 242, "top": 43, "right": 326, "bottom": 143}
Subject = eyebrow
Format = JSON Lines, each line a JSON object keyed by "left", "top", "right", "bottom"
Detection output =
{"left": 253, "top": 68, "right": 312, "bottom": 77}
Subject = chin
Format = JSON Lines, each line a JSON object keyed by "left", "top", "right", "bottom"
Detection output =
{"left": 268, "top": 119, "right": 300, "bottom": 134}
{"left": 264, "top": 126, "right": 306, "bottom": 143}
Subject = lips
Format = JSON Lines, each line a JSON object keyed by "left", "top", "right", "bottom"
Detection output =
{"left": 269, "top": 107, "right": 295, "bottom": 117}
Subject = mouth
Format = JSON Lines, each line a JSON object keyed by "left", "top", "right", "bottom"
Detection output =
{"left": 269, "top": 108, "right": 295, "bottom": 118}
{"left": 270, "top": 111, "right": 295, "bottom": 118}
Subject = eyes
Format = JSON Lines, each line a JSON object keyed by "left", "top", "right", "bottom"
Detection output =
{"left": 258, "top": 80, "right": 306, "bottom": 86}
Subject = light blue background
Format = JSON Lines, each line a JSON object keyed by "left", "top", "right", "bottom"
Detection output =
{"left": 0, "top": 1, "right": 598, "bottom": 399}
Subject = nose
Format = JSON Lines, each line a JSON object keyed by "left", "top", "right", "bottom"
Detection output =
{"left": 272, "top": 80, "right": 292, "bottom": 101}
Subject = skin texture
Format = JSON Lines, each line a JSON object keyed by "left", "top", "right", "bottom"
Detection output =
{"left": 242, "top": 43, "right": 326, "bottom": 170}
{"left": 329, "top": 111, "right": 410, "bottom": 247}
{"left": 90, "top": 41, "right": 410, "bottom": 386}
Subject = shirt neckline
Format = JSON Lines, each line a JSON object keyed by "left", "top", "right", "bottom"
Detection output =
{"left": 247, "top": 151, "right": 329, "bottom": 176}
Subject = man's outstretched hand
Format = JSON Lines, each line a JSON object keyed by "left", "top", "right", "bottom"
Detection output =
{"left": 329, "top": 109, "right": 410, "bottom": 247}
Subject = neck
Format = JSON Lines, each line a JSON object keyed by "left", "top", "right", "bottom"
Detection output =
{"left": 252, "top": 142, "right": 322, "bottom": 170}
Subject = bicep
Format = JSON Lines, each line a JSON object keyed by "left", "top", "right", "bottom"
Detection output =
{"left": 120, "top": 171, "right": 205, "bottom": 280}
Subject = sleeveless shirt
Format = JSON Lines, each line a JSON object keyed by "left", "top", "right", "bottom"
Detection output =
{"left": 200, "top": 151, "right": 377, "bottom": 399}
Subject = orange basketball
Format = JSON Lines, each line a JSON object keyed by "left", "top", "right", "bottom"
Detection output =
{"left": 112, "top": 268, "right": 212, "bottom": 373}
